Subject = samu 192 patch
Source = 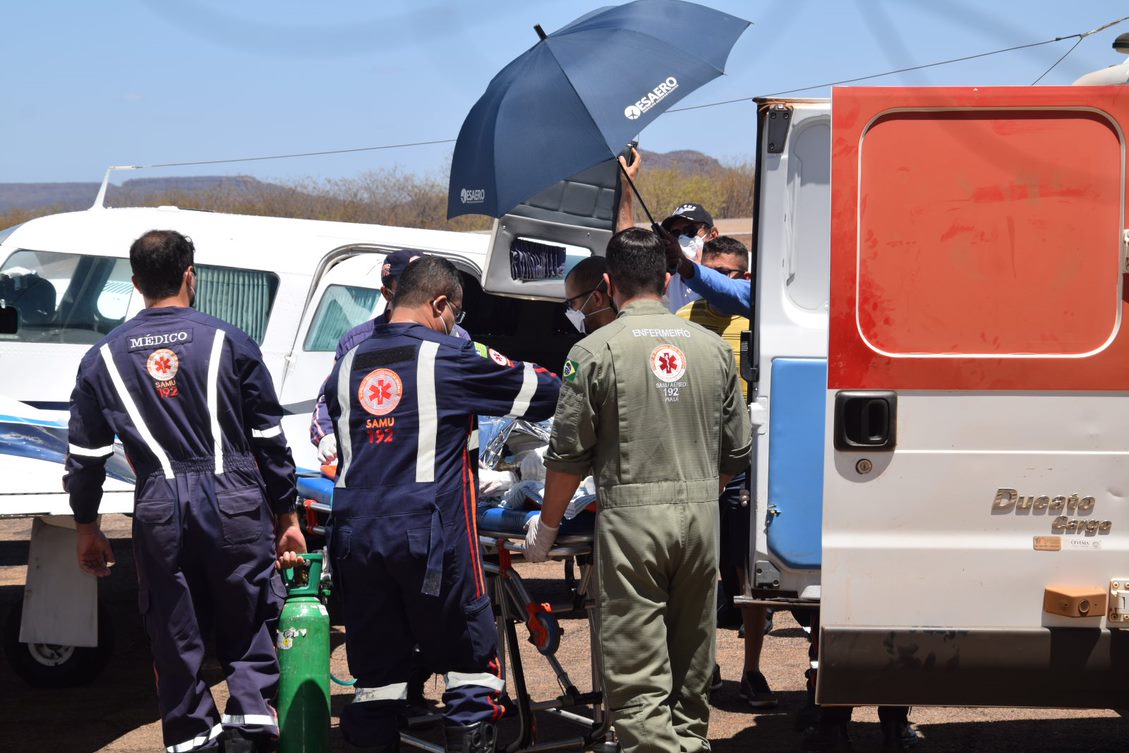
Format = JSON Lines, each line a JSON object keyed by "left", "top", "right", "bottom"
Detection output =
{"left": 562, "top": 358, "right": 579, "bottom": 382}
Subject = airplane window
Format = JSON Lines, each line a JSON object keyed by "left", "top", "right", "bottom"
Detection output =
{"left": 303, "top": 285, "right": 382, "bottom": 351}
{"left": 194, "top": 265, "right": 279, "bottom": 344}
{"left": 0, "top": 250, "right": 134, "bottom": 343}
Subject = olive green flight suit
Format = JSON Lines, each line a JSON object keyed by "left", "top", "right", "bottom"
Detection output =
{"left": 545, "top": 299, "right": 752, "bottom": 753}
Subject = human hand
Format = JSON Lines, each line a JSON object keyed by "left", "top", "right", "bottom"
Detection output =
{"left": 618, "top": 147, "right": 641, "bottom": 183}
{"left": 76, "top": 523, "right": 115, "bottom": 577}
{"left": 653, "top": 223, "right": 694, "bottom": 277}
{"left": 317, "top": 434, "right": 338, "bottom": 464}
{"left": 275, "top": 512, "right": 307, "bottom": 571}
{"left": 523, "top": 513, "right": 559, "bottom": 563}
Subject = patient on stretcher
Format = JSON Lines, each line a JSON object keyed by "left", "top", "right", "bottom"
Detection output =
{"left": 297, "top": 416, "right": 597, "bottom": 540}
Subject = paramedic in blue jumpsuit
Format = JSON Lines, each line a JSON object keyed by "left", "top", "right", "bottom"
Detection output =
{"left": 325, "top": 256, "right": 561, "bottom": 753}
{"left": 310, "top": 248, "right": 471, "bottom": 465}
{"left": 65, "top": 230, "right": 306, "bottom": 753}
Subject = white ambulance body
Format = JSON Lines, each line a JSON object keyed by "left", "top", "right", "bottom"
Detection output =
{"left": 745, "top": 84, "right": 1129, "bottom": 709}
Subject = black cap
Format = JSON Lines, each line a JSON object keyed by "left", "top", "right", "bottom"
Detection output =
{"left": 664, "top": 202, "right": 714, "bottom": 228}
{"left": 381, "top": 249, "right": 423, "bottom": 284}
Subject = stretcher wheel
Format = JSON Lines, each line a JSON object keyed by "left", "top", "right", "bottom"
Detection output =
{"left": 528, "top": 611, "right": 561, "bottom": 656}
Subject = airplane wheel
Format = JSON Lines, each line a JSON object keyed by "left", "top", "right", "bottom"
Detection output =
{"left": 2, "top": 600, "right": 113, "bottom": 687}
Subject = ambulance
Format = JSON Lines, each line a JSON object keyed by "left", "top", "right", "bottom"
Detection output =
{"left": 742, "top": 83, "right": 1129, "bottom": 710}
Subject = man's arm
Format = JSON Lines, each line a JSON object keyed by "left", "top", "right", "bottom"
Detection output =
{"left": 309, "top": 379, "right": 337, "bottom": 462}
{"left": 451, "top": 345, "right": 561, "bottom": 422}
{"left": 540, "top": 468, "right": 584, "bottom": 528}
{"left": 64, "top": 362, "right": 118, "bottom": 577}
{"left": 236, "top": 339, "right": 306, "bottom": 565}
{"left": 526, "top": 346, "right": 602, "bottom": 562}
{"left": 718, "top": 348, "right": 753, "bottom": 480}
{"left": 614, "top": 148, "right": 641, "bottom": 232}
{"left": 681, "top": 262, "right": 751, "bottom": 317}
{"left": 657, "top": 229, "right": 751, "bottom": 317}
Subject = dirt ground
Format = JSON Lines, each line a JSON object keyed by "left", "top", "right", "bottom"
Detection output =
{"left": 2, "top": 516, "right": 1128, "bottom": 753}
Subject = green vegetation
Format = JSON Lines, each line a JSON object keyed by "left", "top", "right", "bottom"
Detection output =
{"left": 0, "top": 158, "right": 754, "bottom": 232}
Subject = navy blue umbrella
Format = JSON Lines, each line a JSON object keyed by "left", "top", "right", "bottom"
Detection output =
{"left": 447, "top": 0, "right": 750, "bottom": 220}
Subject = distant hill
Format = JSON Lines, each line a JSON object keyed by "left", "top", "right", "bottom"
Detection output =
{"left": 0, "top": 150, "right": 728, "bottom": 214}
{"left": 0, "top": 175, "right": 296, "bottom": 213}
{"left": 641, "top": 149, "right": 725, "bottom": 174}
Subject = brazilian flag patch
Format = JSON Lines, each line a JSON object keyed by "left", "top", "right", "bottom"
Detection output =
{"left": 562, "top": 358, "right": 579, "bottom": 382}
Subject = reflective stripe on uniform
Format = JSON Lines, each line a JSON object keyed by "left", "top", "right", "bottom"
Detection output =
{"left": 165, "top": 723, "right": 222, "bottom": 753}
{"left": 354, "top": 683, "right": 409, "bottom": 703}
{"left": 445, "top": 671, "right": 505, "bottom": 692}
{"left": 251, "top": 424, "right": 283, "bottom": 440}
{"left": 335, "top": 347, "right": 359, "bottom": 489}
{"left": 68, "top": 443, "right": 113, "bottom": 458}
{"left": 100, "top": 344, "right": 174, "bottom": 479}
{"left": 467, "top": 428, "right": 479, "bottom": 451}
{"left": 206, "top": 330, "right": 226, "bottom": 475}
{"left": 415, "top": 340, "right": 439, "bottom": 483}
{"left": 221, "top": 713, "right": 277, "bottom": 729}
{"left": 506, "top": 363, "right": 537, "bottom": 418}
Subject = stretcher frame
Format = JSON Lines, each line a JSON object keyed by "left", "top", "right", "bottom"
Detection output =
{"left": 399, "top": 531, "right": 616, "bottom": 753}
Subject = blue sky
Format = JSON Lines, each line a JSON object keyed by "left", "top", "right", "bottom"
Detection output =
{"left": 5, "top": 1, "right": 1127, "bottom": 184}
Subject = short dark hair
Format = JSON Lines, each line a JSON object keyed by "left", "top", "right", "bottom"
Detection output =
{"left": 393, "top": 255, "right": 462, "bottom": 308}
{"left": 606, "top": 227, "right": 666, "bottom": 298}
{"left": 130, "top": 230, "right": 195, "bottom": 299}
{"left": 703, "top": 236, "right": 750, "bottom": 273}
{"left": 566, "top": 256, "right": 608, "bottom": 293}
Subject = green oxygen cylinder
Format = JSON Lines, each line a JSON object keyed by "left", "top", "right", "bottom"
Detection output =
{"left": 277, "top": 552, "right": 331, "bottom": 753}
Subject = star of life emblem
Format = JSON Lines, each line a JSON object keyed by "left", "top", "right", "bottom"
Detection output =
{"left": 649, "top": 345, "right": 686, "bottom": 383}
{"left": 488, "top": 348, "right": 512, "bottom": 367}
{"left": 146, "top": 348, "right": 179, "bottom": 381}
{"left": 359, "top": 368, "right": 403, "bottom": 416}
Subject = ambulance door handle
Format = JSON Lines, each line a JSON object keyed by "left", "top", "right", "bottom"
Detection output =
{"left": 833, "top": 391, "right": 897, "bottom": 451}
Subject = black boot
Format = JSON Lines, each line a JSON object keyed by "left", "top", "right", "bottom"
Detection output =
{"left": 443, "top": 721, "right": 496, "bottom": 753}
{"left": 801, "top": 707, "right": 854, "bottom": 753}
{"left": 219, "top": 729, "right": 274, "bottom": 753}
{"left": 879, "top": 715, "right": 922, "bottom": 752}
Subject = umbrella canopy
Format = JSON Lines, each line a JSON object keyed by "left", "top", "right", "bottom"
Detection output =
{"left": 448, "top": 0, "right": 750, "bottom": 220}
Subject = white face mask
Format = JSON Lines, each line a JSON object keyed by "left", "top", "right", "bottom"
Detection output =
{"left": 565, "top": 284, "right": 615, "bottom": 334}
{"left": 678, "top": 234, "right": 704, "bottom": 259}
{"left": 565, "top": 307, "right": 587, "bottom": 334}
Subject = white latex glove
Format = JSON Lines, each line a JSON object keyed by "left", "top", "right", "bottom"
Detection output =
{"left": 317, "top": 434, "right": 338, "bottom": 464}
{"left": 479, "top": 468, "right": 517, "bottom": 497}
{"left": 519, "top": 448, "right": 547, "bottom": 482}
{"left": 523, "top": 513, "right": 559, "bottom": 563}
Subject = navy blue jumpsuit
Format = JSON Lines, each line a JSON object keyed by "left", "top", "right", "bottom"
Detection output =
{"left": 65, "top": 306, "right": 297, "bottom": 753}
{"left": 325, "top": 322, "right": 560, "bottom": 746}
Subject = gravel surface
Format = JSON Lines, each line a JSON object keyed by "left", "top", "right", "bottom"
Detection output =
{"left": 1, "top": 516, "right": 1127, "bottom": 752}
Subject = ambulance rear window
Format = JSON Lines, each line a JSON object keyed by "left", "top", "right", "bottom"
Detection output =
{"left": 855, "top": 109, "right": 1122, "bottom": 356}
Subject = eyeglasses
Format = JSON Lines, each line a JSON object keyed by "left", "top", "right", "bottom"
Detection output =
{"left": 563, "top": 287, "right": 599, "bottom": 311}
{"left": 664, "top": 222, "right": 703, "bottom": 237}
{"left": 709, "top": 266, "right": 745, "bottom": 279}
{"left": 451, "top": 304, "right": 467, "bottom": 325}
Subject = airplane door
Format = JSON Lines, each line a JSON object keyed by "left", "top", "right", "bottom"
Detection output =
{"left": 819, "top": 86, "right": 1129, "bottom": 708}
{"left": 277, "top": 252, "right": 387, "bottom": 469}
{"left": 479, "top": 158, "right": 621, "bottom": 300}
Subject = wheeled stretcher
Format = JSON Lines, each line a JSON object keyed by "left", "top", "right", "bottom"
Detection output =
{"left": 296, "top": 475, "right": 616, "bottom": 753}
